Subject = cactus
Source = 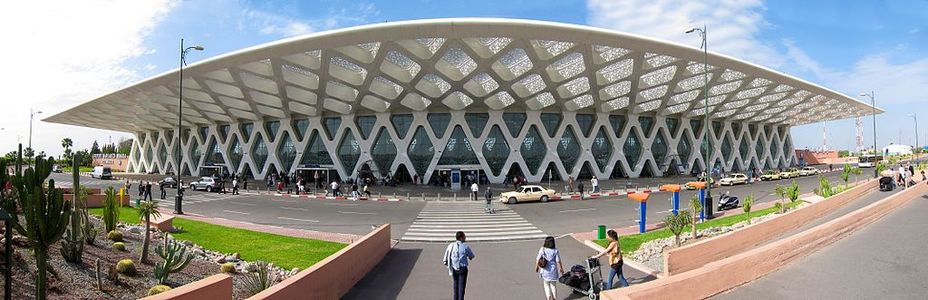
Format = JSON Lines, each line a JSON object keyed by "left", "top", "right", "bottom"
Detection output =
{"left": 61, "top": 157, "right": 85, "bottom": 263}
{"left": 153, "top": 238, "right": 194, "bottom": 284}
{"left": 242, "top": 260, "right": 278, "bottom": 296}
{"left": 80, "top": 188, "right": 99, "bottom": 245}
{"left": 115, "top": 259, "right": 136, "bottom": 276}
{"left": 0, "top": 145, "right": 72, "bottom": 300}
{"left": 665, "top": 211, "right": 691, "bottom": 247}
{"left": 102, "top": 187, "right": 120, "bottom": 232}
{"left": 137, "top": 200, "right": 161, "bottom": 263}
{"left": 148, "top": 285, "right": 172, "bottom": 296}
{"left": 113, "top": 242, "right": 126, "bottom": 251}
{"left": 107, "top": 230, "right": 123, "bottom": 242}
{"left": 220, "top": 262, "right": 236, "bottom": 273}
{"left": 95, "top": 258, "right": 103, "bottom": 290}
{"left": 688, "top": 195, "right": 701, "bottom": 239}
{"left": 743, "top": 194, "right": 754, "bottom": 224}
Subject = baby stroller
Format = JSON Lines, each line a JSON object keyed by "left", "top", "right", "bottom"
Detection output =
{"left": 558, "top": 257, "right": 604, "bottom": 299}
{"left": 879, "top": 176, "right": 894, "bottom": 191}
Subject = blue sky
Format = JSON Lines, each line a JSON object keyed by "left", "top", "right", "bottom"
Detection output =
{"left": 3, "top": 0, "right": 926, "bottom": 156}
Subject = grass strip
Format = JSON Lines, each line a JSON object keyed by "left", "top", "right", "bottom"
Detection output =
{"left": 90, "top": 206, "right": 346, "bottom": 269}
{"left": 595, "top": 201, "right": 801, "bottom": 254}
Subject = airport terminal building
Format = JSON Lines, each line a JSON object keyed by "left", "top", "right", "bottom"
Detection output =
{"left": 46, "top": 19, "right": 879, "bottom": 183}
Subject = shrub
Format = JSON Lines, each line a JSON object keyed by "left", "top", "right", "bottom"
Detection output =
{"left": 818, "top": 176, "right": 834, "bottom": 198}
{"left": 242, "top": 261, "right": 278, "bottom": 296}
{"left": 113, "top": 242, "right": 126, "bottom": 251}
{"left": 774, "top": 202, "right": 783, "bottom": 214}
{"left": 102, "top": 186, "right": 121, "bottom": 232}
{"left": 665, "top": 212, "right": 691, "bottom": 247}
{"left": 107, "top": 230, "right": 123, "bottom": 242}
{"left": 841, "top": 164, "right": 852, "bottom": 188}
{"left": 786, "top": 180, "right": 801, "bottom": 204}
{"left": 743, "top": 194, "right": 754, "bottom": 224}
{"left": 147, "top": 285, "right": 172, "bottom": 296}
{"left": 115, "top": 259, "right": 136, "bottom": 276}
{"left": 220, "top": 262, "right": 236, "bottom": 273}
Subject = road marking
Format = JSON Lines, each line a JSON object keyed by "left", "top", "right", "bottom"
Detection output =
{"left": 339, "top": 211, "right": 376, "bottom": 215}
{"left": 280, "top": 206, "right": 308, "bottom": 211}
{"left": 558, "top": 208, "right": 596, "bottom": 213}
{"left": 230, "top": 201, "right": 256, "bottom": 206}
{"left": 222, "top": 210, "right": 250, "bottom": 215}
{"left": 277, "top": 216, "right": 320, "bottom": 223}
{"left": 402, "top": 202, "right": 546, "bottom": 242}
{"left": 324, "top": 203, "right": 359, "bottom": 206}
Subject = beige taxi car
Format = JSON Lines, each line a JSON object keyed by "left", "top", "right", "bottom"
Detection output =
{"left": 499, "top": 185, "right": 557, "bottom": 204}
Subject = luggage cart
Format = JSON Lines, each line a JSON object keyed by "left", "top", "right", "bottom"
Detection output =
{"left": 558, "top": 257, "right": 604, "bottom": 299}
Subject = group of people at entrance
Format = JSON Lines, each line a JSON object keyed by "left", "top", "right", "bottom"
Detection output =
{"left": 442, "top": 229, "right": 630, "bottom": 300}
{"left": 564, "top": 176, "right": 601, "bottom": 196}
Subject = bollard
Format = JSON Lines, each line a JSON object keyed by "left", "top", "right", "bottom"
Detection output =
{"left": 421, "top": 193, "right": 425, "bottom": 201}
{"left": 393, "top": 192, "right": 396, "bottom": 199}
{"left": 453, "top": 193, "right": 457, "bottom": 201}
{"left": 660, "top": 184, "right": 682, "bottom": 216}
{"left": 597, "top": 225, "right": 606, "bottom": 240}
{"left": 406, "top": 192, "right": 410, "bottom": 200}
{"left": 629, "top": 192, "right": 650, "bottom": 234}
{"left": 698, "top": 189, "right": 706, "bottom": 222}
{"left": 673, "top": 192, "right": 680, "bottom": 215}
{"left": 378, "top": 192, "right": 382, "bottom": 199}
{"left": 438, "top": 193, "right": 441, "bottom": 201}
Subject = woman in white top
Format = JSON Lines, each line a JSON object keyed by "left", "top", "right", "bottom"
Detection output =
{"left": 535, "top": 236, "right": 564, "bottom": 300}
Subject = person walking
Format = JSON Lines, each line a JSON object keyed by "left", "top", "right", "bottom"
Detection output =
{"left": 159, "top": 182, "right": 166, "bottom": 200}
{"left": 592, "top": 229, "right": 629, "bottom": 289}
{"left": 484, "top": 187, "right": 494, "bottom": 214}
{"left": 591, "top": 176, "right": 599, "bottom": 194}
{"left": 363, "top": 184, "right": 371, "bottom": 198}
{"left": 535, "top": 236, "right": 564, "bottom": 300}
{"left": 470, "top": 182, "right": 479, "bottom": 201}
{"left": 144, "top": 181, "right": 153, "bottom": 201}
{"left": 577, "top": 181, "right": 584, "bottom": 198}
{"left": 138, "top": 180, "right": 145, "bottom": 197}
{"left": 232, "top": 178, "right": 239, "bottom": 195}
{"left": 567, "top": 176, "right": 575, "bottom": 193}
{"left": 443, "top": 231, "right": 475, "bottom": 300}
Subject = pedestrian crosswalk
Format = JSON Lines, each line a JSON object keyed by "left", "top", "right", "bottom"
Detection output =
{"left": 401, "top": 202, "right": 548, "bottom": 242}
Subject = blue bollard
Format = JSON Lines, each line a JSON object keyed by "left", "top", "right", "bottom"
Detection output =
{"left": 639, "top": 201, "right": 647, "bottom": 234}
{"left": 698, "top": 189, "right": 706, "bottom": 221}
{"left": 672, "top": 191, "right": 680, "bottom": 216}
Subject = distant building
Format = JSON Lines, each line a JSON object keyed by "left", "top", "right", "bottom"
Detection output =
{"left": 882, "top": 144, "right": 913, "bottom": 156}
{"left": 92, "top": 154, "right": 129, "bottom": 172}
{"left": 794, "top": 149, "right": 852, "bottom": 165}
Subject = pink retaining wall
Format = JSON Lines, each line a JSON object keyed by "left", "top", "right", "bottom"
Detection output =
{"left": 601, "top": 181, "right": 928, "bottom": 300}
{"left": 63, "top": 193, "right": 129, "bottom": 208}
{"left": 664, "top": 179, "right": 876, "bottom": 276}
{"left": 248, "top": 224, "right": 392, "bottom": 300}
{"left": 142, "top": 274, "right": 233, "bottom": 300}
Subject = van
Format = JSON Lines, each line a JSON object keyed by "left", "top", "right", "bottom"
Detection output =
{"left": 91, "top": 166, "right": 112, "bottom": 179}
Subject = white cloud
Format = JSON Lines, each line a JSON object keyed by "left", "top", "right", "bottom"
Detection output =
{"left": 246, "top": 3, "right": 380, "bottom": 38}
{"left": 0, "top": 0, "right": 177, "bottom": 155}
{"left": 586, "top": 0, "right": 785, "bottom": 68}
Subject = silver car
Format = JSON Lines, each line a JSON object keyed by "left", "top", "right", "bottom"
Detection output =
{"left": 188, "top": 177, "right": 219, "bottom": 192}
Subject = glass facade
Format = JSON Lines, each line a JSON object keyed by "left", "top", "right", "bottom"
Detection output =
{"left": 391, "top": 114, "right": 413, "bottom": 139}
{"left": 652, "top": 131, "right": 668, "bottom": 166}
{"left": 576, "top": 114, "right": 595, "bottom": 137}
{"left": 219, "top": 124, "right": 230, "bottom": 142}
{"left": 157, "top": 144, "right": 167, "bottom": 165}
{"left": 732, "top": 122, "right": 742, "bottom": 137}
{"left": 520, "top": 126, "right": 546, "bottom": 175}
{"left": 748, "top": 123, "right": 757, "bottom": 138}
{"left": 740, "top": 138, "right": 750, "bottom": 161}
{"left": 771, "top": 139, "right": 780, "bottom": 158}
{"left": 711, "top": 121, "right": 723, "bottom": 140}
{"left": 228, "top": 136, "right": 243, "bottom": 171}
{"left": 172, "top": 142, "right": 181, "bottom": 170}
{"left": 678, "top": 130, "right": 692, "bottom": 162}
{"left": 371, "top": 128, "right": 397, "bottom": 175}
{"left": 182, "top": 128, "right": 191, "bottom": 145}
{"left": 205, "top": 138, "right": 225, "bottom": 166}
{"left": 323, "top": 117, "right": 341, "bottom": 140}
{"left": 251, "top": 135, "right": 268, "bottom": 172}
{"left": 482, "top": 125, "right": 510, "bottom": 176}
{"left": 721, "top": 135, "right": 733, "bottom": 162}
{"left": 189, "top": 140, "right": 202, "bottom": 168}
{"left": 300, "top": 131, "right": 333, "bottom": 165}
{"left": 356, "top": 116, "right": 376, "bottom": 139}
{"left": 624, "top": 129, "right": 641, "bottom": 167}
{"left": 199, "top": 126, "right": 208, "bottom": 142}
{"left": 337, "top": 129, "right": 361, "bottom": 172}
{"left": 557, "top": 126, "right": 581, "bottom": 171}
{"left": 466, "top": 113, "right": 489, "bottom": 137}
{"left": 292, "top": 119, "right": 309, "bottom": 141}
{"left": 755, "top": 139, "right": 765, "bottom": 160}
{"left": 666, "top": 118, "right": 680, "bottom": 138}
{"left": 690, "top": 119, "right": 703, "bottom": 137}
{"left": 428, "top": 113, "right": 451, "bottom": 138}
{"left": 408, "top": 126, "right": 435, "bottom": 176}
{"left": 438, "top": 126, "right": 479, "bottom": 165}
{"left": 240, "top": 123, "right": 253, "bottom": 143}
{"left": 639, "top": 116, "right": 654, "bottom": 138}
{"left": 540, "top": 113, "right": 561, "bottom": 138}
{"left": 265, "top": 120, "right": 280, "bottom": 142}
{"left": 609, "top": 115, "right": 626, "bottom": 137}
{"left": 277, "top": 133, "right": 297, "bottom": 171}
{"left": 503, "top": 113, "right": 526, "bottom": 137}
{"left": 591, "top": 127, "right": 612, "bottom": 172}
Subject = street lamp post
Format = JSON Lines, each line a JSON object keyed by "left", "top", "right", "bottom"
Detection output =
{"left": 909, "top": 113, "right": 919, "bottom": 154}
{"left": 860, "top": 92, "right": 878, "bottom": 178}
{"left": 686, "top": 25, "right": 712, "bottom": 208}
{"left": 29, "top": 108, "right": 42, "bottom": 155}
{"left": 176, "top": 38, "right": 204, "bottom": 215}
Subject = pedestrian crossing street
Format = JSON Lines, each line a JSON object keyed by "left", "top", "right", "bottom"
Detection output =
{"left": 401, "top": 202, "right": 548, "bottom": 243}
{"left": 157, "top": 192, "right": 237, "bottom": 208}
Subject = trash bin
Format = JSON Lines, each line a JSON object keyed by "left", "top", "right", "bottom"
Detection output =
{"left": 704, "top": 193, "right": 715, "bottom": 220}
{"left": 135, "top": 198, "right": 141, "bottom": 207}
{"left": 597, "top": 225, "right": 606, "bottom": 240}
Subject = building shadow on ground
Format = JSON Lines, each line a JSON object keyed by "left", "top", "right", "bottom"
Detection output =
{"left": 343, "top": 248, "right": 422, "bottom": 300}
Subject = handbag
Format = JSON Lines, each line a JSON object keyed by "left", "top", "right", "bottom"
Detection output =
{"left": 537, "top": 251, "right": 548, "bottom": 268}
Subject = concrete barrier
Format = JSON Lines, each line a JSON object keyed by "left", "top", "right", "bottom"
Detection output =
{"left": 663, "top": 179, "right": 877, "bottom": 275}
{"left": 248, "top": 224, "right": 392, "bottom": 300}
{"left": 63, "top": 193, "right": 130, "bottom": 208}
{"left": 601, "top": 181, "right": 928, "bottom": 300}
{"left": 141, "top": 274, "right": 233, "bottom": 300}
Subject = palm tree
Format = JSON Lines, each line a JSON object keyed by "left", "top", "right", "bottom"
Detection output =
{"left": 137, "top": 200, "right": 161, "bottom": 263}
{"left": 61, "top": 138, "right": 73, "bottom": 164}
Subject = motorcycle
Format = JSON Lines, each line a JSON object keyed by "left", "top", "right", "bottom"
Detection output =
{"left": 717, "top": 191, "right": 740, "bottom": 211}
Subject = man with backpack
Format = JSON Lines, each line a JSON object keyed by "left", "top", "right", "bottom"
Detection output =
{"left": 443, "top": 231, "right": 475, "bottom": 300}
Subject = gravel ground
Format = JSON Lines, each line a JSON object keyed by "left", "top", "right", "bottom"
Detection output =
{"left": 0, "top": 216, "right": 259, "bottom": 299}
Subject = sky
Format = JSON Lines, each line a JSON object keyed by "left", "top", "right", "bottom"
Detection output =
{"left": 1, "top": 0, "right": 926, "bottom": 157}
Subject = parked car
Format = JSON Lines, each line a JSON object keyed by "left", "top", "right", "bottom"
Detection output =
{"left": 760, "top": 170, "right": 781, "bottom": 181}
{"left": 684, "top": 176, "right": 715, "bottom": 190}
{"left": 159, "top": 177, "right": 177, "bottom": 188}
{"left": 499, "top": 185, "right": 557, "bottom": 204}
{"left": 188, "top": 177, "right": 219, "bottom": 192}
{"left": 91, "top": 166, "right": 112, "bottom": 179}
{"left": 719, "top": 173, "right": 749, "bottom": 186}
{"left": 52, "top": 165, "right": 63, "bottom": 173}
{"left": 799, "top": 167, "right": 820, "bottom": 176}
{"left": 779, "top": 168, "right": 799, "bottom": 179}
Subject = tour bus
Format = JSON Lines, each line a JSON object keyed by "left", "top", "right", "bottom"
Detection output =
{"left": 858, "top": 155, "right": 882, "bottom": 168}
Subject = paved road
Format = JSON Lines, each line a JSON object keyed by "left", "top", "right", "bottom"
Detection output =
{"left": 714, "top": 187, "right": 928, "bottom": 300}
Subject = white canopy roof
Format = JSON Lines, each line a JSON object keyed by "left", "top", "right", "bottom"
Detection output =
{"left": 45, "top": 18, "right": 882, "bottom": 132}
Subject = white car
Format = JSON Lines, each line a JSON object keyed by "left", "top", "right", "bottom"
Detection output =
{"left": 499, "top": 185, "right": 557, "bottom": 204}
{"left": 719, "top": 173, "right": 748, "bottom": 186}
{"left": 799, "top": 167, "right": 820, "bottom": 176}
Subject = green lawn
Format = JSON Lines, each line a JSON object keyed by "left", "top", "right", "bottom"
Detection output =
{"left": 90, "top": 206, "right": 346, "bottom": 269}
{"left": 595, "top": 201, "right": 801, "bottom": 255}
{"left": 62, "top": 166, "right": 94, "bottom": 173}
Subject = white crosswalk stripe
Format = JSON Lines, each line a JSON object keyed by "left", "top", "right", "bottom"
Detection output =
{"left": 401, "top": 202, "right": 547, "bottom": 242}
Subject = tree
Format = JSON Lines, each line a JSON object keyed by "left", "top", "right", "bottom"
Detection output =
{"left": 689, "top": 195, "right": 702, "bottom": 239}
{"left": 787, "top": 180, "right": 801, "bottom": 205}
{"left": 774, "top": 185, "right": 787, "bottom": 213}
{"left": 743, "top": 194, "right": 754, "bottom": 224}
{"left": 61, "top": 138, "right": 73, "bottom": 164}
{"left": 138, "top": 201, "right": 161, "bottom": 263}
{"left": 665, "top": 211, "right": 692, "bottom": 247}
{"left": 90, "top": 141, "right": 101, "bottom": 155}
{"left": 841, "top": 164, "right": 852, "bottom": 189}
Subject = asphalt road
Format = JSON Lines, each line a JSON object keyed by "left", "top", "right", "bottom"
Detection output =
{"left": 714, "top": 188, "right": 928, "bottom": 300}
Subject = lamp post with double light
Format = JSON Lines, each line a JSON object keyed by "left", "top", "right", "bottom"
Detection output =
{"left": 686, "top": 25, "right": 712, "bottom": 213}
{"left": 859, "top": 92, "right": 878, "bottom": 178}
{"left": 29, "top": 109, "right": 42, "bottom": 157}
{"left": 176, "top": 39, "right": 204, "bottom": 215}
